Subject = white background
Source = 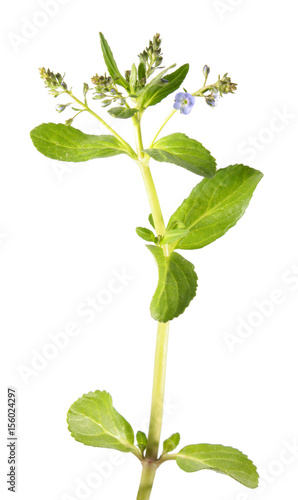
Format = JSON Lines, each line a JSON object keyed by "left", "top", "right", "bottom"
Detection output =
{"left": 1, "top": 1, "right": 298, "bottom": 499}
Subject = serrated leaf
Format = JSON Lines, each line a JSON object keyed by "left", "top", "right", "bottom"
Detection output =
{"left": 136, "top": 431, "right": 148, "bottom": 454}
{"left": 67, "top": 390, "right": 136, "bottom": 453}
{"left": 144, "top": 133, "right": 216, "bottom": 178}
{"left": 160, "top": 228, "right": 189, "bottom": 245}
{"left": 176, "top": 444, "right": 259, "bottom": 489}
{"left": 136, "top": 227, "right": 156, "bottom": 243}
{"left": 163, "top": 433, "right": 180, "bottom": 455}
{"left": 108, "top": 107, "right": 138, "bottom": 119}
{"left": 99, "top": 33, "right": 128, "bottom": 90}
{"left": 30, "top": 123, "right": 129, "bottom": 162}
{"left": 138, "top": 64, "right": 189, "bottom": 109}
{"left": 146, "top": 245, "right": 198, "bottom": 322}
{"left": 168, "top": 164, "right": 263, "bottom": 250}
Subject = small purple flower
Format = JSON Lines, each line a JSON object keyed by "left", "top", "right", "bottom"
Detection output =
{"left": 205, "top": 90, "right": 220, "bottom": 108}
{"left": 173, "top": 92, "right": 195, "bottom": 115}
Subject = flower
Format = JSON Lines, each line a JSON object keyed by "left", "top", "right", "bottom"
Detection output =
{"left": 205, "top": 90, "right": 220, "bottom": 108}
{"left": 173, "top": 92, "right": 195, "bottom": 115}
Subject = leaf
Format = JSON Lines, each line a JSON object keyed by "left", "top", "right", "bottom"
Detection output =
{"left": 160, "top": 228, "right": 189, "bottom": 245}
{"left": 139, "top": 65, "right": 175, "bottom": 94}
{"left": 67, "top": 390, "right": 136, "bottom": 453}
{"left": 147, "top": 245, "right": 198, "bottom": 322}
{"left": 162, "top": 433, "right": 180, "bottom": 455}
{"left": 144, "top": 133, "right": 216, "bottom": 178}
{"left": 148, "top": 214, "right": 155, "bottom": 229}
{"left": 99, "top": 33, "right": 128, "bottom": 90}
{"left": 108, "top": 107, "right": 138, "bottom": 119}
{"left": 136, "top": 431, "right": 148, "bottom": 454}
{"left": 138, "top": 64, "right": 189, "bottom": 109}
{"left": 138, "top": 61, "right": 146, "bottom": 82}
{"left": 176, "top": 444, "right": 259, "bottom": 489}
{"left": 30, "top": 123, "right": 129, "bottom": 162}
{"left": 129, "top": 64, "right": 138, "bottom": 93}
{"left": 167, "top": 164, "right": 263, "bottom": 250}
{"left": 136, "top": 227, "right": 156, "bottom": 243}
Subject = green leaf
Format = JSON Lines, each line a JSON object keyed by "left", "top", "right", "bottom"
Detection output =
{"left": 160, "top": 228, "right": 190, "bottom": 245}
{"left": 138, "top": 61, "right": 146, "bottom": 82}
{"left": 99, "top": 33, "right": 128, "bottom": 90}
{"left": 148, "top": 214, "right": 155, "bottom": 229}
{"left": 162, "top": 433, "right": 180, "bottom": 455}
{"left": 138, "top": 64, "right": 189, "bottom": 109}
{"left": 144, "top": 133, "right": 216, "bottom": 178}
{"left": 67, "top": 390, "right": 136, "bottom": 453}
{"left": 136, "top": 227, "right": 156, "bottom": 243}
{"left": 136, "top": 431, "right": 148, "bottom": 454}
{"left": 147, "top": 245, "right": 198, "bottom": 322}
{"left": 108, "top": 107, "right": 138, "bottom": 119}
{"left": 30, "top": 123, "right": 130, "bottom": 162}
{"left": 168, "top": 164, "right": 263, "bottom": 250}
{"left": 176, "top": 444, "right": 259, "bottom": 489}
{"left": 139, "top": 65, "right": 175, "bottom": 93}
{"left": 129, "top": 64, "right": 138, "bottom": 93}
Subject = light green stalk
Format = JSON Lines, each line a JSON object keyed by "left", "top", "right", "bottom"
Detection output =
{"left": 132, "top": 115, "right": 171, "bottom": 499}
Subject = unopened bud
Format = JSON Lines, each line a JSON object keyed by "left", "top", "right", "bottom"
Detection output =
{"left": 203, "top": 65, "right": 210, "bottom": 79}
{"left": 83, "top": 83, "right": 89, "bottom": 95}
{"left": 56, "top": 103, "right": 70, "bottom": 113}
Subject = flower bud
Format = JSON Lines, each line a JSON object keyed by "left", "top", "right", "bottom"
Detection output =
{"left": 203, "top": 65, "right": 210, "bottom": 79}
{"left": 56, "top": 103, "right": 70, "bottom": 113}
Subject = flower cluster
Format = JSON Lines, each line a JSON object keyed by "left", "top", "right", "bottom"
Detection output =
{"left": 39, "top": 67, "right": 68, "bottom": 97}
{"left": 217, "top": 73, "right": 237, "bottom": 95}
{"left": 91, "top": 73, "right": 125, "bottom": 107}
{"left": 138, "top": 33, "right": 163, "bottom": 80}
{"left": 205, "top": 90, "right": 220, "bottom": 108}
{"left": 203, "top": 67, "right": 237, "bottom": 108}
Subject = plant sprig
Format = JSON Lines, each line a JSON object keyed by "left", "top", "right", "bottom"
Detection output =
{"left": 31, "top": 32, "right": 262, "bottom": 500}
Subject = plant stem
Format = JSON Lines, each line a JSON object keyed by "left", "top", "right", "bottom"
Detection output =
{"left": 146, "top": 321, "right": 170, "bottom": 460}
{"left": 133, "top": 116, "right": 170, "bottom": 499}
{"left": 149, "top": 83, "right": 216, "bottom": 147}
{"left": 136, "top": 322, "right": 169, "bottom": 500}
{"left": 67, "top": 92, "right": 137, "bottom": 159}
{"left": 149, "top": 109, "right": 177, "bottom": 148}
{"left": 132, "top": 115, "right": 167, "bottom": 239}
{"left": 136, "top": 462, "right": 157, "bottom": 500}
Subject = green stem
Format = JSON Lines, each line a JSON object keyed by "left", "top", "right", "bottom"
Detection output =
{"left": 132, "top": 116, "right": 167, "bottom": 239}
{"left": 146, "top": 321, "right": 170, "bottom": 460}
{"left": 136, "top": 462, "right": 157, "bottom": 500}
{"left": 67, "top": 92, "right": 137, "bottom": 159}
{"left": 149, "top": 109, "right": 177, "bottom": 148}
{"left": 133, "top": 117, "right": 170, "bottom": 499}
{"left": 149, "top": 83, "right": 216, "bottom": 147}
{"left": 136, "top": 322, "right": 169, "bottom": 500}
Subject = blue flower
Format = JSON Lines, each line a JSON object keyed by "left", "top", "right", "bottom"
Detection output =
{"left": 173, "top": 92, "right": 195, "bottom": 115}
{"left": 205, "top": 90, "right": 220, "bottom": 108}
